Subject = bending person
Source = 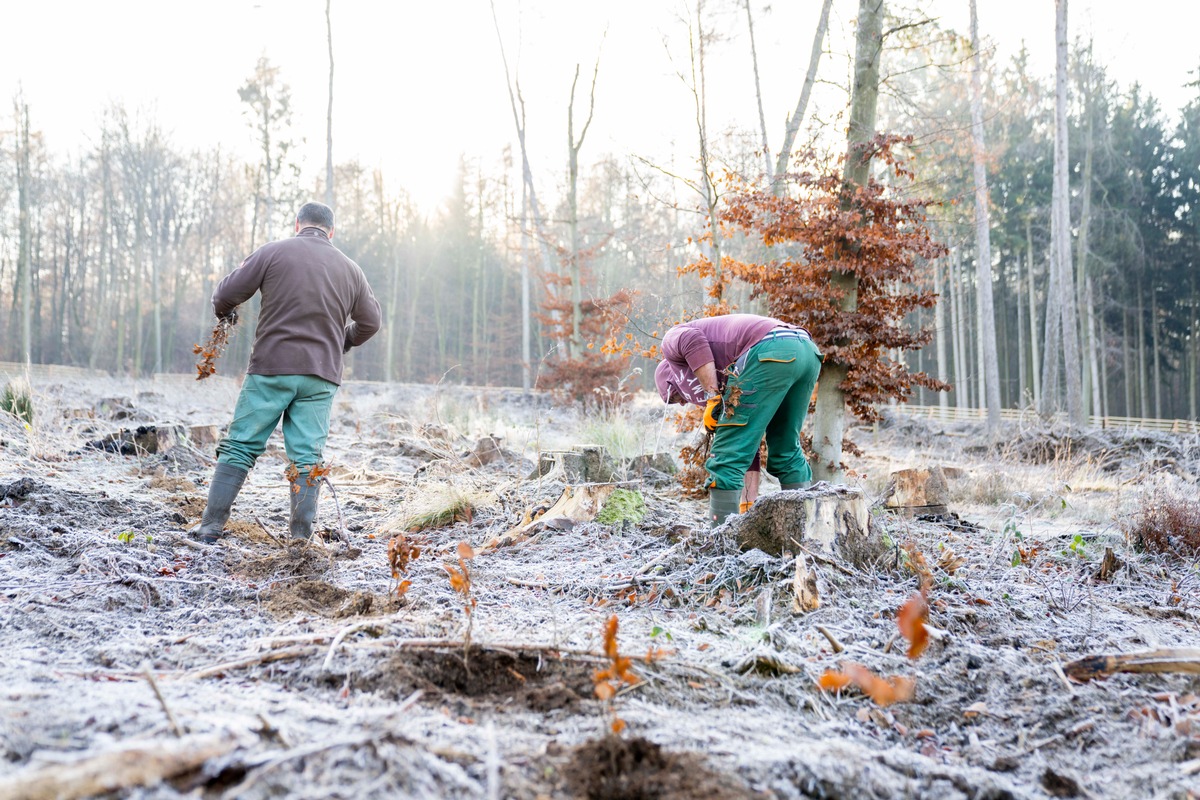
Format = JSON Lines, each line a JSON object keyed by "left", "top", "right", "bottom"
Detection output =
{"left": 655, "top": 313, "right": 822, "bottom": 527}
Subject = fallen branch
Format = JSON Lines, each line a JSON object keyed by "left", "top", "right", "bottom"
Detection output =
{"left": 1063, "top": 647, "right": 1200, "bottom": 682}
{"left": 143, "top": 663, "right": 184, "bottom": 737}
{"left": 322, "top": 620, "right": 389, "bottom": 671}
{"left": 182, "top": 645, "right": 323, "bottom": 681}
{"left": 0, "top": 735, "right": 235, "bottom": 800}
{"left": 816, "top": 625, "right": 845, "bottom": 653}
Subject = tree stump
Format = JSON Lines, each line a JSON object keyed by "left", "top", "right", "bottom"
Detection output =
{"left": 188, "top": 424, "right": 221, "bottom": 446}
{"left": 729, "top": 483, "right": 879, "bottom": 564}
{"left": 882, "top": 467, "right": 950, "bottom": 516}
{"left": 528, "top": 445, "right": 616, "bottom": 483}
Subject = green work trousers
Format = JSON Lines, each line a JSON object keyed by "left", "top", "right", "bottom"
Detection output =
{"left": 216, "top": 374, "right": 338, "bottom": 473}
{"left": 707, "top": 335, "right": 822, "bottom": 491}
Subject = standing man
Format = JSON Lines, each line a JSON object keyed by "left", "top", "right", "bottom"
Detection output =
{"left": 655, "top": 313, "right": 821, "bottom": 527}
{"left": 196, "top": 202, "right": 381, "bottom": 543}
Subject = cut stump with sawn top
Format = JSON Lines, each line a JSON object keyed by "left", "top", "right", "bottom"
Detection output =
{"left": 728, "top": 482, "right": 881, "bottom": 565}
{"left": 883, "top": 467, "right": 951, "bottom": 516}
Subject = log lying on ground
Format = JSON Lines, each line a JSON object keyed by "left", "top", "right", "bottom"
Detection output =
{"left": 1063, "top": 647, "right": 1200, "bottom": 682}
{"left": 0, "top": 734, "right": 236, "bottom": 800}
{"left": 728, "top": 483, "right": 882, "bottom": 565}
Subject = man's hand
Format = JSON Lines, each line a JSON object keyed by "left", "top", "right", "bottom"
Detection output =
{"left": 219, "top": 309, "right": 239, "bottom": 326}
{"left": 703, "top": 395, "right": 722, "bottom": 432}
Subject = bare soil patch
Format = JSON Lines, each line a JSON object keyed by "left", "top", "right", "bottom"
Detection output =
{"left": 563, "top": 735, "right": 753, "bottom": 799}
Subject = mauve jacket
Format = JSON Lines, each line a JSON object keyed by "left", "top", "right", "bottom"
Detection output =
{"left": 213, "top": 227, "right": 381, "bottom": 385}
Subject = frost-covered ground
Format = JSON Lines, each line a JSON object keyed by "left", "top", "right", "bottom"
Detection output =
{"left": 1, "top": 374, "right": 1198, "bottom": 799}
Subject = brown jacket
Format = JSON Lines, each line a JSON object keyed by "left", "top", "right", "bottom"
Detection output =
{"left": 213, "top": 227, "right": 381, "bottom": 385}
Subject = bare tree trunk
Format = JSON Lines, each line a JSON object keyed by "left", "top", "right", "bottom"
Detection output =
{"left": 969, "top": 0, "right": 1001, "bottom": 432}
{"left": 1136, "top": 283, "right": 1148, "bottom": 417}
{"left": 14, "top": 97, "right": 32, "bottom": 367}
{"left": 1086, "top": 272, "right": 1104, "bottom": 416}
{"left": 491, "top": 0, "right": 558, "bottom": 361}
{"left": 1026, "top": 219, "right": 1041, "bottom": 405}
{"left": 1077, "top": 64, "right": 1100, "bottom": 418}
{"left": 950, "top": 248, "right": 968, "bottom": 410}
{"left": 473, "top": 171, "right": 486, "bottom": 379}
{"left": 1191, "top": 277, "right": 1198, "bottom": 421}
{"left": 934, "top": 258, "right": 949, "bottom": 412}
{"left": 773, "top": 0, "right": 834, "bottom": 188}
{"left": 1152, "top": 287, "right": 1162, "bottom": 419}
{"left": 1053, "top": 0, "right": 1084, "bottom": 425}
{"left": 1121, "top": 309, "right": 1132, "bottom": 415}
{"left": 566, "top": 58, "right": 600, "bottom": 358}
{"left": 91, "top": 140, "right": 113, "bottom": 371}
{"left": 520, "top": 169, "right": 532, "bottom": 392}
{"left": 811, "top": 0, "right": 883, "bottom": 482}
{"left": 1041, "top": 255, "right": 1062, "bottom": 413}
{"left": 325, "top": 0, "right": 335, "bottom": 208}
{"left": 1017, "top": 265, "right": 1026, "bottom": 404}
{"left": 744, "top": 0, "right": 772, "bottom": 180}
{"left": 691, "top": 0, "right": 724, "bottom": 307}
{"left": 133, "top": 186, "right": 145, "bottom": 377}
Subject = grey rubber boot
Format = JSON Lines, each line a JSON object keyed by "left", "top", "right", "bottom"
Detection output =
{"left": 289, "top": 477, "right": 321, "bottom": 539}
{"left": 197, "top": 463, "right": 248, "bottom": 543}
{"left": 780, "top": 481, "right": 812, "bottom": 490}
{"left": 708, "top": 488, "right": 742, "bottom": 528}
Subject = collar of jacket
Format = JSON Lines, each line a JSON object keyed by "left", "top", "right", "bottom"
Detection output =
{"left": 297, "top": 226, "right": 330, "bottom": 240}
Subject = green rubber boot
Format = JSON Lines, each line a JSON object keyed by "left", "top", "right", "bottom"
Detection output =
{"left": 709, "top": 488, "right": 742, "bottom": 528}
{"left": 289, "top": 477, "right": 321, "bottom": 539}
{"left": 197, "top": 463, "right": 248, "bottom": 543}
{"left": 781, "top": 481, "right": 812, "bottom": 490}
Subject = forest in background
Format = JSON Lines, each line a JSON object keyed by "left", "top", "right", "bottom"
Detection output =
{"left": 1, "top": 5, "right": 1197, "bottom": 422}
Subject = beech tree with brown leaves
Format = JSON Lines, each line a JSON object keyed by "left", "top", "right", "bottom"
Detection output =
{"left": 722, "top": 136, "right": 950, "bottom": 475}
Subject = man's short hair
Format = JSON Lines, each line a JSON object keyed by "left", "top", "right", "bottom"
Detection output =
{"left": 297, "top": 202, "right": 334, "bottom": 230}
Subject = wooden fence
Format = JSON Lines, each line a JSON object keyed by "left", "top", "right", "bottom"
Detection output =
{"left": 895, "top": 404, "right": 1200, "bottom": 435}
{"left": 0, "top": 362, "right": 109, "bottom": 381}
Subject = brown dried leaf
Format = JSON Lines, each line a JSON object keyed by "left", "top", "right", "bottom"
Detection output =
{"left": 897, "top": 592, "right": 930, "bottom": 660}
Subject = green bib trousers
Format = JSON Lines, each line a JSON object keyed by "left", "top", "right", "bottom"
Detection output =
{"left": 706, "top": 334, "right": 822, "bottom": 492}
{"left": 216, "top": 374, "right": 338, "bottom": 474}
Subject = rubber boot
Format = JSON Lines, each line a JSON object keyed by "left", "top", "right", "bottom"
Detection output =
{"left": 289, "top": 477, "right": 321, "bottom": 540}
{"left": 781, "top": 481, "right": 812, "bottom": 490}
{"left": 708, "top": 488, "right": 742, "bottom": 528}
{"left": 197, "top": 463, "right": 248, "bottom": 543}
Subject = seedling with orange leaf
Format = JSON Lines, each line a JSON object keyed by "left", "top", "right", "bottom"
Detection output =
{"left": 283, "top": 462, "right": 346, "bottom": 543}
{"left": 387, "top": 532, "right": 426, "bottom": 598}
{"left": 593, "top": 614, "right": 640, "bottom": 735}
{"left": 285, "top": 462, "right": 332, "bottom": 493}
{"left": 898, "top": 542, "right": 932, "bottom": 660}
{"left": 445, "top": 542, "right": 478, "bottom": 661}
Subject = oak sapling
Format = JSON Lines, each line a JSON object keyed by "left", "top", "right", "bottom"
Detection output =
{"left": 387, "top": 533, "right": 426, "bottom": 598}
{"left": 193, "top": 317, "right": 236, "bottom": 381}
{"left": 445, "top": 542, "right": 477, "bottom": 664}
{"left": 593, "top": 614, "right": 640, "bottom": 735}
{"left": 285, "top": 462, "right": 332, "bottom": 495}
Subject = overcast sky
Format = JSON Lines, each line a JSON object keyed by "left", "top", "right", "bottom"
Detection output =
{"left": 4, "top": 1, "right": 1196, "bottom": 212}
